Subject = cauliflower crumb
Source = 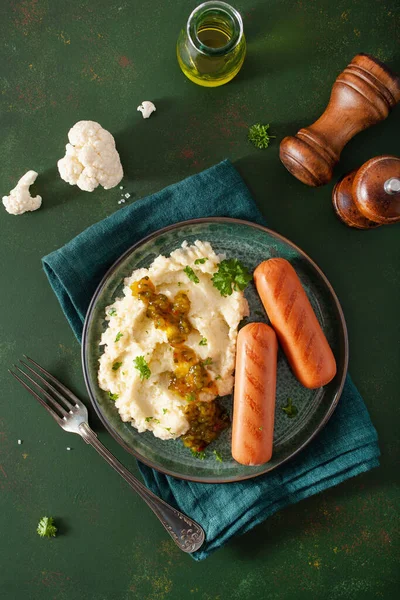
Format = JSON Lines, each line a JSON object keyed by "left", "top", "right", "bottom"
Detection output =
{"left": 57, "top": 121, "right": 123, "bottom": 192}
{"left": 2, "top": 170, "right": 42, "bottom": 215}
{"left": 137, "top": 101, "right": 156, "bottom": 119}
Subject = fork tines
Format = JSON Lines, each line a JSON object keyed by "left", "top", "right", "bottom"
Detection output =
{"left": 9, "top": 355, "right": 80, "bottom": 425}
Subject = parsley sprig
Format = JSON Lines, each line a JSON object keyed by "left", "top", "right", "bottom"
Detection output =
{"left": 282, "top": 397, "right": 298, "bottom": 418}
{"left": 183, "top": 266, "right": 199, "bottom": 283}
{"left": 212, "top": 259, "right": 252, "bottom": 297}
{"left": 37, "top": 517, "right": 57, "bottom": 538}
{"left": 134, "top": 356, "right": 151, "bottom": 380}
{"left": 248, "top": 123, "right": 275, "bottom": 149}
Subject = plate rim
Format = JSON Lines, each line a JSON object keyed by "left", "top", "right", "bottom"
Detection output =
{"left": 81, "top": 217, "right": 349, "bottom": 484}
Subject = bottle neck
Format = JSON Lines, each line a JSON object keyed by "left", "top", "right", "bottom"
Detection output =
{"left": 187, "top": 1, "right": 243, "bottom": 57}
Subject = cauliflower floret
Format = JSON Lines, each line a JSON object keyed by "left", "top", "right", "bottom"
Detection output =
{"left": 137, "top": 101, "right": 156, "bottom": 119}
{"left": 2, "top": 170, "right": 42, "bottom": 215}
{"left": 57, "top": 120, "right": 123, "bottom": 192}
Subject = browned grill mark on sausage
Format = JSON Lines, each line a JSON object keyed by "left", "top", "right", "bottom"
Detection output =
{"left": 251, "top": 327, "right": 270, "bottom": 350}
{"left": 244, "top": 415, "right": 263, "bottom": 439}
{"left": 315, "top": 353, "right": 324, "bottom": 375}
{"left": 244, "top": 391, "right": 264, "bottom": 418}
{"left": 304, "top": 332, "right": 316, "bottom": 363}
{"left": 244, "top": 341, "right": 264, "bottom": 369}
{"left": 245, "top": 368, "right": 264, "bottom": 395}
{"left": 243, "top": 439, "right": 256, "bottom": 456}
{"left": 293, "top": 308, "right": 306, "bottom": 342}
{"left": 284, "top": 289, "right": 298, "bottom": 323}
{"left": 273, "top": 265, "right": 287, "bottom": 301}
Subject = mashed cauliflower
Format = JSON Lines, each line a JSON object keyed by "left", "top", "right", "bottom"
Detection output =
{"left": 98, "top": 240, "right": 249, "bottom": 440}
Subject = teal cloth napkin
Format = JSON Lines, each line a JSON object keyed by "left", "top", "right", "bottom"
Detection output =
{"left": 42, "top": 159, "right": 380, "bottom": 561}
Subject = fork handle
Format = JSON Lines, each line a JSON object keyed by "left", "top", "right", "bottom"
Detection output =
{"left": 79, "top": 423, "right": 205, "bottom": 553}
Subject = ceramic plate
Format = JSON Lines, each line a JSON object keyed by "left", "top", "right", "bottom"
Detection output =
{"left": 82, "top": 218, "right": 348, "bottom": 483}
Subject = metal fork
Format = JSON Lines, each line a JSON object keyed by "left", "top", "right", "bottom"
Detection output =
{"left": 9, "top": 356, "right": 205, "bottom": 553}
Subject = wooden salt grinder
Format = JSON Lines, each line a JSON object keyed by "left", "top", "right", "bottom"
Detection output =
{"left": 332, "top": 155, "right": 400, "bottom": 229}
{"left": 279, "top": 54, "right": 400, "bottom": 186}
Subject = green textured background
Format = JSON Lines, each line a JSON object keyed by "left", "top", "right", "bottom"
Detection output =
{"left": 0, "top": 0, "right": 399, "bottom": 598}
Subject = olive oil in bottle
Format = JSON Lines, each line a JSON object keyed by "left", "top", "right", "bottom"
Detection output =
{"left": 177, "top": 2, "right": 246, "bottom": 87}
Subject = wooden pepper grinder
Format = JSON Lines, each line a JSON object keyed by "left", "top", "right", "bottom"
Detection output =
{"left": 279, "top": 54, "right": 400, "bottom": 186}
{"left": 332, "top": 155, "right": 400, "bottom": 228}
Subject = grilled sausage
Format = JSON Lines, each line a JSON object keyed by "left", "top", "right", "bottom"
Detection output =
{"left": 254, "top": 258, "right": 336, "bottom": 389}
{"left": 232, "top": 323, "right": 278, "bottom": 466}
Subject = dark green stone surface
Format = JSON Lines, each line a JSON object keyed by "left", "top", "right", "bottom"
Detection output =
{"left": 0, "top": 0, "right": 398, "bottom": 598}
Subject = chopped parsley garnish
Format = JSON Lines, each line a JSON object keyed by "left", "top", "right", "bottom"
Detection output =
{"left": 248, "top": 123, "right": 275, "bottom": 149}
{"left": 145, "top": 416, "right": 153, "bottom": 422}
{"left": 109, "top": 392, "right": 119, "bottom": 401}
{"left": 186, "top": 393, "right": 196, "bottom": 402}
{"left": 37, "top": 516, "right": 57, "bottom": 538}
{"left": 190, "top": 449, "right": 206, "bottom": 460}
{"left": 202, "top": 357, "right": 213, "bottom": 366}
{"left": 165, "top": 427, "right": 175, "bottom": 434}
{"left": 162, "top": 408, "right": 168, "bottom": 414}
{"left": 213, "top": 450, "right": 223, "bottom": 462}
{"left": 134, "top": 356, "right": 151, "bottom": 380}
{"left": 194, "top": 258, "right": 208, "bottom": 265}
{"left": 108, "top": 307, "right": 117, "bottom": 317}
{"left": 282, "top": 397, "right": 298, "bottom": 418}
{"left": 215, "top": 375, "right": 222, "bottom": 380}
{"left": 212, "top": 259, "right": 252, "bottom": 297}
{"left": 199, "top": 337, "right": 207, "bottom": 346}
{"left": 177, "top": 282, "right": 182, "bottom": 287}
{"left": 183, "top": 266, "right": 199, "bottom": 283}
{"left": 112, "top": 361, "right": 122, "bottom": 371}
{"left": 115, "top": 331, "right": 123, "bottom": 342}
{"left": 259, "top": 426, "right": 263, "bottom": 431}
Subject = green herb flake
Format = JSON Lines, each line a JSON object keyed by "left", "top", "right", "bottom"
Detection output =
{"left": 115, "top": 331, "right": 123, "bottom": 342}
{"left": 108, "top": 392, "right": 119, "bottom": 401}
{"left": 134, "top": 356, "right": 151, "bottom": 380}
{"left": 145, "top": 416, "right": 154, "bottom": 422}
{"left": 215, "top": 375, "right": 222, "bottom": 381}
{"left": 199, "top": 337, "right": 208, "bottom": 346}
{"left": 112, "top": 361, "right": 122, "bottom": 371}
{"left": 183, "top": 266, "right": 199, "bottom": 284}
{"left": 212, "top": 259, "right": 252, "bottom": 297}
{"left": 259, "top": 426, "right": 263, "bottom": 431}
{"left": 194, "top": 258, "right": 208, "bottom": 265}
{"left": 190, "top": 449, "right": 206, "bottom": 460}
{"left": 282, "top": 397, "right": 298, "bottom": 418}
{"left": 177, "top": 282, "right": 182, "bottom": 287}
{"left": 37, "top": 516, "right": 57, "bottom": 539}
{"left": 162, "top": 408, "right": 168, "bottom": 415}
{"left": 248, "top": 123, "right": 276, "bottom": 150}
{"left": 202, "top": 357, "right": 213, "bottom": 367}
{"left": 186, "top": 393, "right": 196, "bottom": 402}
{"left": 108, "top": 307, "right": 117, "bottom": 317}
{"left": 213, "top": 450, "right": 223, "bottom": 462}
